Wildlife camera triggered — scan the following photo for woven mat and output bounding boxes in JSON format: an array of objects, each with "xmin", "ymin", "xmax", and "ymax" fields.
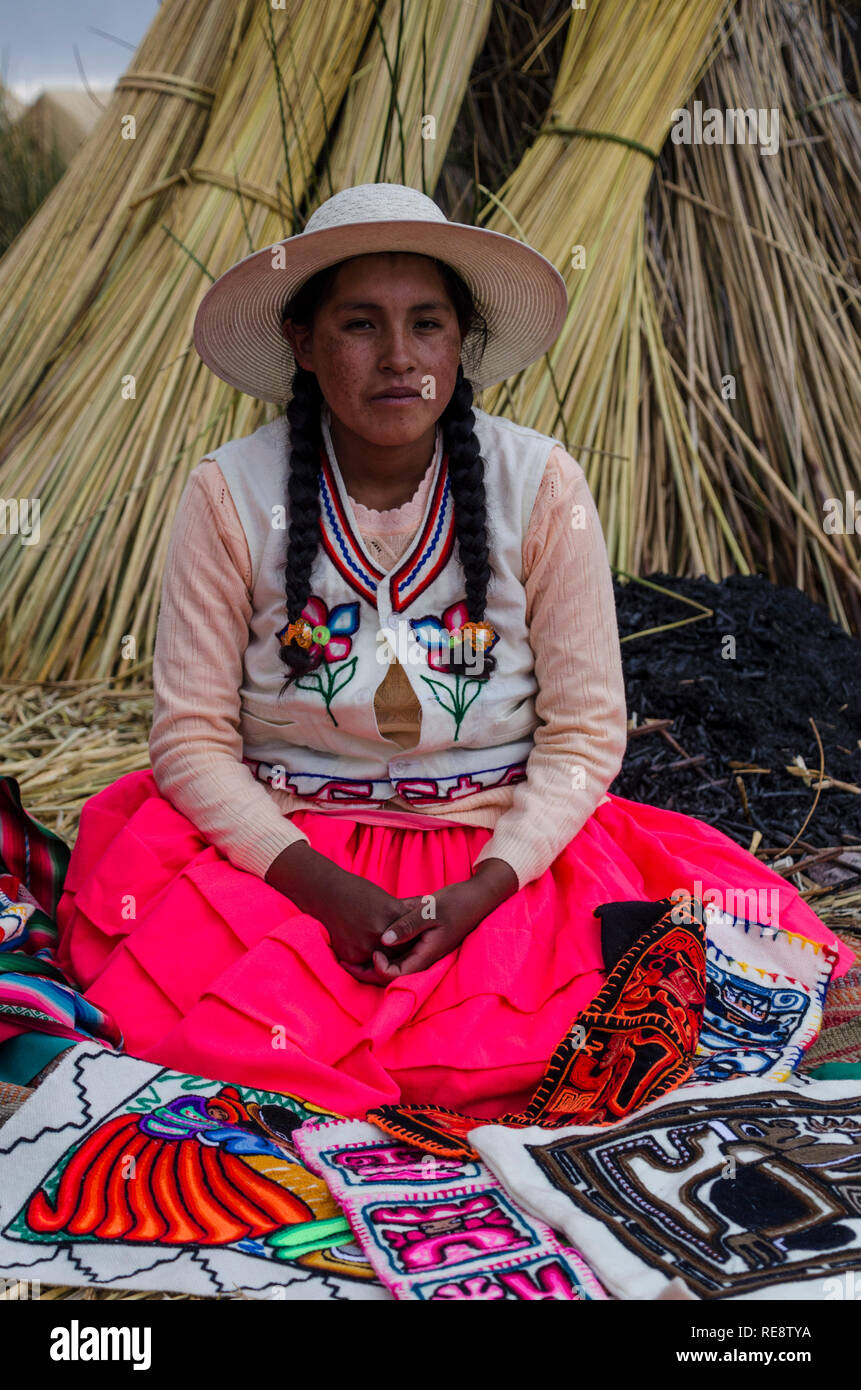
[{"xmin": 799, "ymin": 928, "xmax": 861, "ymax": 1069}]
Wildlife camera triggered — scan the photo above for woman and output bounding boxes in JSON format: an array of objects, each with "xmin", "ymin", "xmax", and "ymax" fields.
[{"xmin": 55, "ymin": 183, "xmax": 853, "ymax": 1120}]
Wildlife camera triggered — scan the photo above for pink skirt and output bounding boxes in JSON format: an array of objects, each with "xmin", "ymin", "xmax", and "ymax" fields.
[{"xmin": 55, "ymin": 769, "xmax": 853, "ymax": 1119}]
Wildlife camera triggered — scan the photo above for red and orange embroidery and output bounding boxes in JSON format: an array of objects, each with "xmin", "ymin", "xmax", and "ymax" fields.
[
  {"xmin": 279, "ymin": 594, "xmax": 498, "ymax": 741},
  {"xmin": 409, "ymin": 599, "xmax": 499, "ymax": 741},
  {"xmin": 277, "ymin": 595, "xmax": 360, "ymax": 727}
]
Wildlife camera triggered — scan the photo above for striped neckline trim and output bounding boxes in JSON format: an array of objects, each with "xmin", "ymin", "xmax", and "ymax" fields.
[{"xmin": 318, "ymin": 443, "xmax": 455, "ymax": 612}]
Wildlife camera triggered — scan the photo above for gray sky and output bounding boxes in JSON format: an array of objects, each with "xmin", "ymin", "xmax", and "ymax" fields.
[{"xmin": 1, "ymin": 0, "xmax": 160, "ymax": 101}]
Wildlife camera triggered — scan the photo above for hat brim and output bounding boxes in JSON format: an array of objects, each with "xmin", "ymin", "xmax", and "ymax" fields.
[{"xmin": 192, "ymin": 219, "xmax": 568, "ymax": 404}]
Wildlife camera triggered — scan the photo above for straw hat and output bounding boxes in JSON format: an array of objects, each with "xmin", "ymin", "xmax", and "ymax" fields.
[{"xmin": 192, "ymin": 182, "xmax": 568, "ymax": 404}]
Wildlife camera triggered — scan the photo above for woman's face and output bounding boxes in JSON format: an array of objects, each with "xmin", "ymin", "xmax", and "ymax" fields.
[{"xmin": 283, "ymin": 253, "xmax": 464, "ymax": 448}]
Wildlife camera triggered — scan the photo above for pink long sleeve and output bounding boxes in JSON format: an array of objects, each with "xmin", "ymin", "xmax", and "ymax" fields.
[
  {"xmin": 148, "ymin": 468, "xmax": 312, "ymax": 879},
  {"xmin": 471, "ymin": 448, "xmax": 629, "ymax": 885}
]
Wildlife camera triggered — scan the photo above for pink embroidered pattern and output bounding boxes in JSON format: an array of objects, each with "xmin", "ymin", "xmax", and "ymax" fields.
[
  {"xmin": 293, "ymin": 1117, "xmax": 606, "ymax": 1301},
  {"xmin": 276, "ymin": 596, "xmax": 360, "ymax": 726},
  {"xmin": 410, "ymin": 599, "xmax": 500, "ymax": 739}
]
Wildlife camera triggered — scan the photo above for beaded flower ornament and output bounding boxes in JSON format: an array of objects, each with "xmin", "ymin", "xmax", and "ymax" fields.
[
  {"xmin": 283, "ymin": 619, "xmax": 314, "ymax": 648},
  {"xmin": 282, "ymin": 617, "xmax": 497, "ymax": 650}
]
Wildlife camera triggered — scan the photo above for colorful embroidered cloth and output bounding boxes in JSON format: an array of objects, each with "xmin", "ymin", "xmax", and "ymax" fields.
[
  {"xmin": 469, "ymin": 1076, "xmax": 861, "ymax": 1300},
  {"xmin": 294, "ymin": 1117, "xmax": 606, "ymax": 1301},
  {"xmin": 691, "ymin": 903, "xmax": 838, "ymax": 1083},
  {"xmin": 0, "ymin": 776, "xmax": 122, "ymax": 1055},
  {"xmin": 0, "ymin": 1042, "xmax": 388, "ymax": 1299},
  {"xmin": 365, "ymin": 892, "xmax": 707, "ymax": 1159},
  {"xmin": 0, "ymin": 776, "xmax": 69, "ymax": 920}
]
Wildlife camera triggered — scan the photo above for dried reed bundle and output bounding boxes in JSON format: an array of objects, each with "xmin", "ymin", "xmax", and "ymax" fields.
[
  {"xmin": 475, "ymin": 0, "xmax": 735, "ymax": 566},
  {"xmin": 477, "ymin": 0, "xmax": 860, "ymax": 634},
  {"xmin": 643, "ymin": 0, "xmax": 861, "ymax": 631},
  {"xmin": 0, "ymin": 0, "xmax": 492, "ymax": 682},
  {"xmin": 326, "ymin": 0, "xmax": 491, "ymax": 191},
  {"xmin": 0, "ymin": 1, "xmax": 378, "ymax": 679},
  {"xmin": 436, "ymin": 0, "xmax": 574, "ymax": 221},
  {"xmin": 0, "ymin": 0, "xmax": 255, "ymax": 432},
  {"xmin": 0, "ymin": 674, "xmax": 151, "ymax": 840}
]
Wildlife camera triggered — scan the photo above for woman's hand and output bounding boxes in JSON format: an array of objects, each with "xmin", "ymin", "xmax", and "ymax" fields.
[
  {"xmin": 267, "ymin": 842, "xmax": 518, "ymax": 986},
  {"xmin": 352, "ymin": 873, "xmax": 509, "ymax": 984},
  {"xmin": 323, "ymin": 874, "xmax": 420, "ymax": 978},
  {"xmin": 265, "ymin": 842, "xmax": 411, "ymax": 977}
]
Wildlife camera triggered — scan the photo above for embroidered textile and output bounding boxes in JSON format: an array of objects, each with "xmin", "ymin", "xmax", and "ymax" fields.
[
  {"xmin": 692, "ymin": 903, "xmax": 838, "ymax": 1083},
  {"xmin": 0, "ymin": 776, "xmax": 122, "ymax": 1053},
  {"xmin": 0, "ymin": 1043, "xmax": 388, "ymax": 1299},
  {"xmin": 365, "ymin": 892, "xmax": 706, "ymax": 1158},
  {"xmin": 0, "ymin": 775, "xmax": 68, "ymax": 920},
  {"xmin": 293, "ymin": 1117, "xmax": 606, "ymax": 1301},
  {"xmin": 470, "ymin": 1077, "xmax": 861, "ymax": 1300}
]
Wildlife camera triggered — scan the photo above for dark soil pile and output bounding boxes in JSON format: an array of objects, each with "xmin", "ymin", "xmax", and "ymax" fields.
[{"xmin": 610, "ymin": 572, "xmax": 861, "ymax": 887}]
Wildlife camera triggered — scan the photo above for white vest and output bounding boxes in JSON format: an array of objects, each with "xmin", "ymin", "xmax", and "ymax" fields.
[{"xmin": 214, "ymin": 404, "xmax": 562, "ymax": 811}]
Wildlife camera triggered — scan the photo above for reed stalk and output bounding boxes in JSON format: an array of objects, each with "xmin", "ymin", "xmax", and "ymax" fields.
[
  {"xmin": 0, "ymin": 0, "xmax": 257, "ymax": 432},
  {"xmin": 0, "ymin": 0, "xmax": 491, "ymax": 680}
]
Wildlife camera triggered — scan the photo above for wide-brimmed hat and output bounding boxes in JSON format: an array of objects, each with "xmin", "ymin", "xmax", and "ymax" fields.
[{"xmin": 192, "ymin": 182, "xmax": 568, "ymax": 404}]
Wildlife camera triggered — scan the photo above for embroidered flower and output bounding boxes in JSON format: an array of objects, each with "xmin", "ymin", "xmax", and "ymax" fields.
[
  {"xmin": 409, "ymin": 599, "xmax": 499, "ymax": 676},
  {"xmin": 277, "ymin": 595, "xmax": 359, "ymax": 667},
  {"xmin": 409, "ymin": 599, "xmax": 499, "ymax": 741},
  {"xmin": 277, "ymin": 595, "xmax": 360, "ymax": 727}
]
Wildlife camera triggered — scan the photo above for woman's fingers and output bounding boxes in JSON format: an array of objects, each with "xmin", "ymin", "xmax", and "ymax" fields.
[
  {"xmin": 371, "ymin": 949, "xmax": 404, "ymax": 982},
  {"xmin": 338, "ymin": 913, "xmax": 461, "ymax": 983},
  {"xmin": 380, "ymin": 904, "xmax": 430, "ymax": 949},
  {"xmin": 339, "ymin": 939, "xmax": 414, "ymax": 984},
  {"xmin": 339, "ymin": 957, "xmax": 386, "ymax": 986},
  {"xmin": 373, "ymin": 933, "xmax": 444, "ymax": 979}
]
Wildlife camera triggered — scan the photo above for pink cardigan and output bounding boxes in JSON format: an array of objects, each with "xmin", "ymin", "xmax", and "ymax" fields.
[{"xmin": 148, "ymin": 442, "xmax": 629, "ymax": 890}]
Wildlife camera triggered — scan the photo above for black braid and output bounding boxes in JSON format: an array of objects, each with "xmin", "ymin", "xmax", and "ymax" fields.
[
  {"xmin": 433, "ymin": 361, "xmax": 497, "ymax": 680},
  {"xmin": 276, "ymin": 257, "xmax": 495, "ymax": 697},
  {"xmin": 277, "ymin": 363, "xmax": 325, "ymax": 694}
]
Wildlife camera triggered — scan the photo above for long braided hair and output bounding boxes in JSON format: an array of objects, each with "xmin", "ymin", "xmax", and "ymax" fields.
[{"xmin": 276, "ymin": 256, "xmax": 497, "ymax": 697}]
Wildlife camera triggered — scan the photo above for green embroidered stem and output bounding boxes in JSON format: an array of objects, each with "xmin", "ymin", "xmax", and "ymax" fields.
[
  {"xmin": 294, "ymin": 670, "xmax": 331, "ymax": 720},
  {"xmin": 420, "ymin": 672, "xmax": 484, "ymax": 740},
  {"xmin": 295, "ymin": 656, "xmax": 357, "ymax": 726}
]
